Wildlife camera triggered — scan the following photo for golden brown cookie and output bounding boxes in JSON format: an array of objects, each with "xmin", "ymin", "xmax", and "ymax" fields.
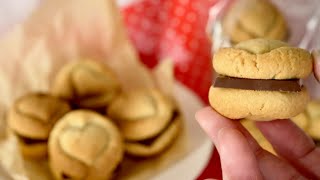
[
  {"xmin": 214, "ymin": 39, "xmax": 312, "ymax": 80},
  {"xmin": 7, "ymin": 93, "xmax": 71, "ymax": 158},
  {"xmin": 222, "ymin": 0, "xmax": 288, "ymax": 43},
  {"xmin": 48, "ymin": 110, "xmax": 123, "ymax": 180},
  {"xmin": 305, "ymin": 101, "xmax": 320, "ymax": 140},
  {"xmin": 209, "ymin": 39, "xmax": 312, "ymax": 121},
  {"xmin": 107, "ymin": 89, "xmax": 181, "ymax": 157},
  {"xmin": 51, "ymin": 60, "xmax": 120, "ymax": 110},
  {"xmin": 107, "ymin": 89, "xmax": 175, "ymax": 141},
  {"xmin": 210, "ymin": 87, "xmax": 309, "ymax": 121}
]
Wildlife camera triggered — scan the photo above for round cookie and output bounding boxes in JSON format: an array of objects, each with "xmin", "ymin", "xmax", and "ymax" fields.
[
  {"xmin": 209, "ymin": 39, "xmax": 312, "ymax": 121},
  {"xmin": 107, "ymin": 88, "xmax": 182, "ymax": 157},
  {"xmin": 107, "ymin": 89, "xmax": 175, "ymax": 141},
  {"xmin": 7, "ymin": 93, "xmax": 71, "ymax": 158},
  {"xmin": 48, "ymin": 110, "xmax": 123, "ymax": 180},
  {"xmin": 51, "ymin": 60, "xmax": 120, "ymax": 110},
  {"xmin": 222, "ymin": 0, "xmax": 288, "ymax": 43}
]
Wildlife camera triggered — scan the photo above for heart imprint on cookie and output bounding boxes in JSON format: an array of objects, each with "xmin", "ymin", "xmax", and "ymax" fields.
[{"xmin": 58, "ymin": 123, "xmax": 110, "ymax": 166}]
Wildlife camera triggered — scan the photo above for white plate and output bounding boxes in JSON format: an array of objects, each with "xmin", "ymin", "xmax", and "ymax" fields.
[{"xmin": 152, "ymin": 82, "xmax": 214, "ymax": 180}]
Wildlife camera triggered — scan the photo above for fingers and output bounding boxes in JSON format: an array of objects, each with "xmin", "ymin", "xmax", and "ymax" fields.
[
  {"xmin": 256, "ymin": 119, "xmax": 320, "ymax": 179},
  {"xmin": 255, "ymin": 150, "xmax": 308, "ymax": 180},
  {"xmin": 195, "ymin": 107, "xmax": 263, "ymax": 180},
  {"xmin": 312, "ymin": 50, "xmax": 320, "ymax": 82},
  {"xmin": 196, "ymin": 107, "xmax": 307, "ymax": 180}
]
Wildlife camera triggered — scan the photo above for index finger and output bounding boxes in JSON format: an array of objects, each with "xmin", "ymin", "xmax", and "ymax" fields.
[
  {"xmin": 195, "ymin": 107, "xmax": 263, "ymax": 180},
  {"xmin": 256, "ymin": 119, "xmax": 320, "ymax": 179}
]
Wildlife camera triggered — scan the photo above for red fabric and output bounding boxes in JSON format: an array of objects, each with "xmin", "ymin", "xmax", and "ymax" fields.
[
  {"xmin": 122, "ymin": 0, "xmax": 216, "ymax": 103},
  {"xmin": 122, "ymin": 0, "xmax": 222, "ymax": 179},
  {"xmin": 197, "ymin": 149, "xmax": 222, "ymax": 180}
]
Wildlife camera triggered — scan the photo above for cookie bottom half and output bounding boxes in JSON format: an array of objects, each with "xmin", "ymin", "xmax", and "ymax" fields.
[
  {"xmin": 209, "ymin": 86, "xmax": 309, "ymax": 121},
  {"xmin": 125, "ymin": 116, "xmax": 182, "ymax": 157}
]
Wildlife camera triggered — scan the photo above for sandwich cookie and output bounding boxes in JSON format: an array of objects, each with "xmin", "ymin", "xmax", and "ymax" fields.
[
  {"xmin": 209, "ymin": 39, "xmax": 312, "ymax": 121},
  {"xmin": 7, "ymin": 93, "xmax": 71, "ymax": 158},
  {"xmin": 222, "ymin": 0, "xmax": 288, "ymax": 44},
  {"xmin": 107, "ymin": 89, "xmax": 182, "ymax": 157},
  {"xmin": 48, "ymin": 110, "xmax": 123, "ymax": 180},
  {"xmin": 52, "ymin": 60, "xmax": 120, "ymax": 111}
]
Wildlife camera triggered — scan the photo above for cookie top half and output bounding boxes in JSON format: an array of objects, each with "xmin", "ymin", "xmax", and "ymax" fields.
[
  {"xmin": 8, "ymin": 93, "xmax": 71, "ymax": 139},
  {"xmin": 213, "ymin": 39, "xmax": 312, "ymax": 79}
]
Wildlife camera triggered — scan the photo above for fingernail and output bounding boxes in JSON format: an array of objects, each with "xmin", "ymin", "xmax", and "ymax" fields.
[{"xmin": 312, "ymin": 50, "xmax": 320, "ymax": 82}]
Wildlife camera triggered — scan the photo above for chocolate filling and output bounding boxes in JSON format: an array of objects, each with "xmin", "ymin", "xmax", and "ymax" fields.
[
  {"xmin": 214, "ymin": 76, "xmax": 301, "ymax": 92},
  {"xmin": 15, "ymin": 133, "xmax": 47, "ymax": 145},
  {"xmin": 127, "ymin": 111, "xmax": 179, "ymax": 146},
  {"xmin": 61, "ymin": 172, "xmax": 71, "ymax": 179}
]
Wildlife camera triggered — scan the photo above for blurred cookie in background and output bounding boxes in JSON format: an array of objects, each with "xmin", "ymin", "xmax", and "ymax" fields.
[
  {"xmin": 7, "ymin": 93, "xmax": 71, "ymax": 158},
  {"xmin": 222, "ymin": 0, "xmax": 288, "ymax": 44},
  {"xmin": 291, "ymin": 100, "xmax": 320, "ymax": 146},
  {"xmin": 291, "ymin": 112, "xmax": 309, "ymax": 131},
  {"xmin": 241, "ymin": 119, "xmax": 276, "ymax": 155},
  {"xmin": 52, "ymin": 60, "xmax": 121, "ymax": 111},
  {"xmin": 107, "ymin": 89, "xmax": 182, "ymax": 157},
  {"xmin": 305, "ymin": 101, "xmax": 320, "ymax": 140}
]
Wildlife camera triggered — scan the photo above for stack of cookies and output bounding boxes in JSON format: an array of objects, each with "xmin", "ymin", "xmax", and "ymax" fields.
[
  {"xmin": 209, "ymin": 38, "xmax": 314, "ymax": 154},
  {"xmin": 7, "ymin": 60, "xmax": 182, "ymax": 180}
]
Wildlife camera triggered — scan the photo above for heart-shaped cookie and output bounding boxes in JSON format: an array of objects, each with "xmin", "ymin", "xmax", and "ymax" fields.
[{"xmin": 59, "ymin": 123, "xmax": 109, "ymax": 166}]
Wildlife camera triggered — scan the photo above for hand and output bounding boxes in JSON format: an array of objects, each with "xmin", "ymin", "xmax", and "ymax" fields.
[
  {"xmin": 196, "ymin": 107, "xmax": 320, "ymax": 180},
  {"xmin": 195, "ymin": 52, "xmax": 320, "ymax": 180}
]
